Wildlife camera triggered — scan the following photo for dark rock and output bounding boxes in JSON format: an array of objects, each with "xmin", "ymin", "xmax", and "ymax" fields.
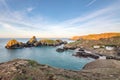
[
  {"xmin": 56, "ymin": 48, "xmax": 65, "ymax": 52},
  {"xmin": 78, "ymin": 48, "xmax": 85, "ymax": 52},
  {"xmin": 73, "ymin": 51, "xmax": 99, "ymax": 59},
  {"xmin": 106, "ymin": 56, "xmax": 120, "ymax": 60},
  {"xmin": 106, "ymin": 56, "xmax": 115, "ymax": 59}
]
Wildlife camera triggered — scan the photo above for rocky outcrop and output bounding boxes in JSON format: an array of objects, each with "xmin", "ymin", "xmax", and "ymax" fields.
[
  {"xmin": 73, "ymin": 52, "xmax": 99, "ymax": 59},
  {"xmin": 5, "ymin": 37, "xmax": 67, "ymax": 48},
  {"xmin": 83, "ymin": 59, "xmax": 120, "ymax": 69},
  {"xmin": 73, "ymin": 48, "xmax": 99, "ymax": 59},
  {"xmin": 5, "ymin": 39, "xmax": 24, "ymax": 49},
  {"xmin": 63, "ymin": 45, "xmax": 77, "ymax": 50},
  {"xmin": 35, "ymin": 39, "xmax": 66, "ymax": 46},
  {"xmin": 26, "ymin": 36, "xmax": 37, "ymax": 47}
]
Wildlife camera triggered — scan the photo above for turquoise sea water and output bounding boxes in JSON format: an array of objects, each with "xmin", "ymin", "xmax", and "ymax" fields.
[{"xmin": 0, "ymin": 38, "xmax": 94, "ymax": 70}]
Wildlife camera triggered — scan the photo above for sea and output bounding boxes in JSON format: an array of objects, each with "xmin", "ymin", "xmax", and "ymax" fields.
[{"xmin": 0, "ymin": 38, "xmax": 94, "ymax": 70}]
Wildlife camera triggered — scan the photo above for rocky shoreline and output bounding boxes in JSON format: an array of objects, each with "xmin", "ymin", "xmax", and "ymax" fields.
[
  {"xmin": 0, "ymin": 59, "xmax": 120, "ymax": 80},
  {"xmin": 56, "ymin": 36, "xmax": 120, "ymax": 60}
]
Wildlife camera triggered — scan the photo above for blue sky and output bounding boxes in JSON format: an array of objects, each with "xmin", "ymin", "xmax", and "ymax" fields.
[{"xmin": 0, "ymin": 0, "xmax": 120, "ymax": 38}]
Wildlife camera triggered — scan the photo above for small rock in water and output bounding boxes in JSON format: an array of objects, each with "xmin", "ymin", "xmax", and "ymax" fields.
[{"xmin": 56, "ymin": 48, "xmax": 65, "ymax": 52}]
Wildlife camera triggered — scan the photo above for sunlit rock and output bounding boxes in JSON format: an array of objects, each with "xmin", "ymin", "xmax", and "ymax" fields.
[
  {"xmin": 26, "ymin": 36, "xmax": 37, "ymax": 47},
  {"xmin": 5, "ymin": 39, "xmax": 24, "ymax": 49}
]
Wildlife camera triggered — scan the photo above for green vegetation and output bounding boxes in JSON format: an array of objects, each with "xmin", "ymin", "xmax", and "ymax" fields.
[
  {"xmin": 40, "ymin": 39, "xmax": 58, "ymax": 44},
  {"xmin": 28, "ymin": 60, "xmax": 38, "ymax": 67},
  {"xmin": 65, "ymin": 36, "xmax": 120, "ymax": 48},
  {"xmin": 13, "ymin": 74, "xmax": 33, "ymax": 80}
]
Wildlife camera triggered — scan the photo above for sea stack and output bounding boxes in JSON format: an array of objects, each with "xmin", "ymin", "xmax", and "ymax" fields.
[
  {"xmin": 26, "ymin": 36, "xmax": 37, "ymax": 47},
  {"xmin": 5, "ymin": 39, "xmax": 24, "ymax": 49}
]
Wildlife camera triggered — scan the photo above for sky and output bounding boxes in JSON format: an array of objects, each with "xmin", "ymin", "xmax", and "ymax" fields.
[{"xmin": 0, "ymin": 0, "xmax": 120, "ymax": 38}]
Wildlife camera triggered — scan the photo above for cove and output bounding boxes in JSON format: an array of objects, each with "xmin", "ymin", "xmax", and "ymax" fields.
[{"xmin": 0, "ymin": 38, "xmax": 94, "ymax": 70}]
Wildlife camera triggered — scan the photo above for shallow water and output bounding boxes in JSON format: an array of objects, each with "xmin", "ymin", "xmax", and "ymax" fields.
[{"xmin": 0, "ymin": 38, "xmax": 94, "ymax": 70}]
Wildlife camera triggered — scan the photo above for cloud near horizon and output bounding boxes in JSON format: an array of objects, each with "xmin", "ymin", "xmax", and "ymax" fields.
[{"xmin": 0, "ymin": 0, "xmax": 120, "ymax": 38}]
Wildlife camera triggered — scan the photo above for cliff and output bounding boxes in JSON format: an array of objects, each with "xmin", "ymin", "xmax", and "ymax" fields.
[{"xmin": 71, "ymin": 32, "xmax": 120, "ymax": 40}]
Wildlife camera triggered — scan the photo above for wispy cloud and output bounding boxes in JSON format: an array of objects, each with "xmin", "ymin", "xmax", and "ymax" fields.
[
  {"xmin": 27, "ymin": 7, "xmax": 34, "ymax": 12},
  {"xmin": 0, "ymin": 0, "xmax": 120, "ymax": 38},
  {"xmin": 86, "ymin": 0, "xmax": 96, "ymax": 7}
]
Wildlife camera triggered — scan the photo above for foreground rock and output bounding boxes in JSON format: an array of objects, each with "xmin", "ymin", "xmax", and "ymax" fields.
[
  {"xmin": 0, "ymin": 59, "xmax": 120, "ymax": 80},
  {"xmin": 0, "ymin": 59, "xmax": 82, "ymax": 80},
  {"xmin": 5, "ymin": 39, "xmax": 25, "ymax": 49},
  {"xmin": 80, "ymin": 59, "xmax": 120, "ymax": 80}
]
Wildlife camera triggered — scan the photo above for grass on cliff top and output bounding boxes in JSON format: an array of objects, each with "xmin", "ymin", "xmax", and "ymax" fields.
[
  {"xmin": 67, "ymin": 36, "xmax": 120, "ymax": 47},
  {"xmin": 28, "ymin": 60, "xmax": 38, "ymax": 67},
  {"xmin": 68, "ymin": 41, "xmax": 81, "ymax": 45},
  {"xmin": 40, "ymin": 39, "xmax": 58, "ymax": 44}
]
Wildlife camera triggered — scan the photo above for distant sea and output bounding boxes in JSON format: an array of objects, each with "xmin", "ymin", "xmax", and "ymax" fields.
[{"xmin": 0, "ymin": 38, "xmax": 94, "ymax": 70}]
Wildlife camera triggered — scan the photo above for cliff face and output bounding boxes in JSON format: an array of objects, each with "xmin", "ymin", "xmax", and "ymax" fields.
[
  {"xmin": 71, "ymin": 33, "xmax": 120, "ymax": 40},
  {"xmin": 0, "ymin": 59, "xmax": 120, "ymax": 80}
]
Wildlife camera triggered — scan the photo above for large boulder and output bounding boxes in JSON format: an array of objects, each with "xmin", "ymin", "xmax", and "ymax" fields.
[
  {"xmin": 5, "ymin": 39, "xmax": 24, "ymax": 49},
  {"xmin": 26, "ymin": 36, "xmax": 37, "ymax": 47},
  {"xmin": 83, "ymin": 59, "xmax": 120, "ymax": 70}
]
